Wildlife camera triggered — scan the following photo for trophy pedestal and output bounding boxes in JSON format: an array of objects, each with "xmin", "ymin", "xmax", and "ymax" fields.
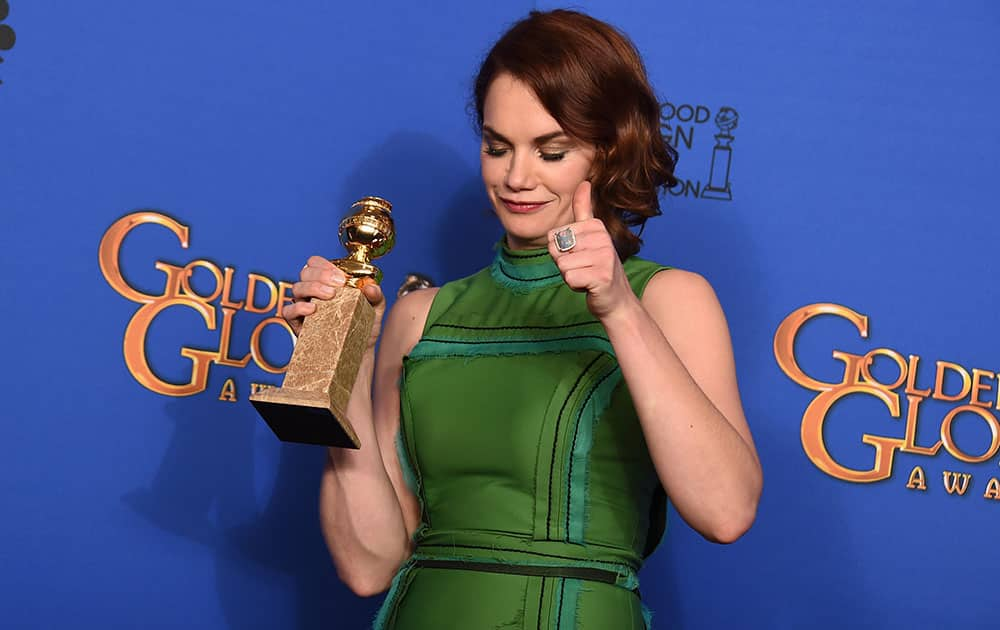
[
  {"xmin": 250, "ymin": 287, "xmax": 372, "ymax": 448},
  {"xmin": 251, "ymin": 390, "xmax": 358, "ymax": 447},
  {"xmin": 701, "ymin": 139, "xmax": 733, "ymax": 201}
]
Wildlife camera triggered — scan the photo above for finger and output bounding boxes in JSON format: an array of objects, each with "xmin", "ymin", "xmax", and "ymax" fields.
[
  {"xmin": 301, "ymin": 256, "xmax": 343, "ymax": 284},
  {"xmin": 561, "ymin": 268, "xmax": 591, "ymax": 293},
  {"xmin": 282, "ymin": 300, "xmax": 316, "ymax": 321},
  {"xmin": 302, "ymin": 256, "xmax": 333, "ymax": 279},
  {"xmin": 553, "ymin": 243, "xmax": 617, "ymax": 279},
  {"xmin": 547, "ymin": 225, "xmax": 605, "ymax": 260},
  {"xmin": 548, "ymin": 223, "xmax": 581, "ymax": 257},
  {"xmin": 293, "ymin": 280, "xmax": 338, "ymax": 300},
  {"xmin": 356, "ymin": 278, "xmax": 386, "ymax": 309},
  {"xmin": 554, "ymin": 249, "xmax": 598, "ymax": 273},
  {"xmin": 306, "ymin": 255, "xmax": 336, "ymax": 270},
  {"xmin": 547, "ymin": 227, "xmax": 571, "ymax": 261},
  {"xmin": 572, "ymin": 180, "xmax": 594, "ymax": 222},
  {"xmin": 301, "ymin": 265, "xmax": 347, "ymax": 286}
]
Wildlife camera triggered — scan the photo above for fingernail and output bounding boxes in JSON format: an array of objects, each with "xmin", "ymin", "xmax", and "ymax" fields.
[
  {"xmin": 320, "ymin": 285, "xmax": 335, "ymax": 296},
  {"xmin": 330, "ymin": 269, "xmax": 347, "ymax": 285}
]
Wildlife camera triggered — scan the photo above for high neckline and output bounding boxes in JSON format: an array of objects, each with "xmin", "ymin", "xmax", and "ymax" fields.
[{"xmin": 489, "ymin": 240, "xmax": 564, "ymax": 291}]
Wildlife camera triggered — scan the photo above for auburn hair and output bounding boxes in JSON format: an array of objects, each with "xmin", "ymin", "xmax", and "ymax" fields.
[{"xmin": 474, "ymin": 9, "xmax": 678, "ymax": 259}]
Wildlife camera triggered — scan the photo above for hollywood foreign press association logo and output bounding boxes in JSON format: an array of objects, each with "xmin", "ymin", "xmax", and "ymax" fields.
[
  {"xmin": 0, "ymin": 0, "xmax": 15, "ymax": 86},
  {"xmin": 660, "ymin": 101, "xmax": 739, "ymax": 201}
]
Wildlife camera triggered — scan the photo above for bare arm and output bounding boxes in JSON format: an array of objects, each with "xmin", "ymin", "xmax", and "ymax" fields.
[
  {"xmin": 548, "ymin": 182, "xmax": 761, "ymax": 543},
  {"xmin": 602, "ymin": 270, "xmax": 761, "ymax": 543},
  {"xmin": 284, "ymin": 258, "xmax": 435, "ymax": 595}
]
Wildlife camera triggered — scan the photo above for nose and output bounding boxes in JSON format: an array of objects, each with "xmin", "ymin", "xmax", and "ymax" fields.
[{"xmin": 504, "ymin": 150, "xmax": 536, "ymax": 191}]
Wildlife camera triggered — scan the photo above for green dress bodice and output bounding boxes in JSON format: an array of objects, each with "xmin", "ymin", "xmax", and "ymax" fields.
[{"xmin": 375, "ymin": 244, "xmax": 669, "ymax": 630}]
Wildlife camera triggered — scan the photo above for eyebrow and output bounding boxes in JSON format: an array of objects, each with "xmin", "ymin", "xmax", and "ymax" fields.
[{"xmin": 482, "ymin": 125, "xmax": 569, "ymax": 145}]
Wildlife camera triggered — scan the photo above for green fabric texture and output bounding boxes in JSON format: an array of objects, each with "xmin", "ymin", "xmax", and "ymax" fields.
[{"xmin": 375, "ymin": 243, "xmax": 669, "ymax": 629}]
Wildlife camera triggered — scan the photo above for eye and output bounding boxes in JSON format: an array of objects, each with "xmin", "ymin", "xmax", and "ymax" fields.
[
  {"xmin": 540, "ymin": 151, "xmax": 568, "ymax": 162},
  {"xmin": 483, "ymin": 145, "xmax": 508, "ymax": 157}
]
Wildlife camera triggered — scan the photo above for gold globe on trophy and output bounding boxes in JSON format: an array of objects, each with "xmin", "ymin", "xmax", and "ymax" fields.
[{"xmin": 250, "ymin": 196, "xmax": 395, "ymax": 448}]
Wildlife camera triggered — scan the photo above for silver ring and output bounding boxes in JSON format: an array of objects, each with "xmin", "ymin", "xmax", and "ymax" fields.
[{"xmin": 554, "ymin": 227, "xmax": 576, "ymax": 252}]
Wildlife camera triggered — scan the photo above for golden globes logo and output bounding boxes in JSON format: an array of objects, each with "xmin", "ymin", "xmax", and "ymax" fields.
[
  {"xmin": 659, "ymin": 101, "xmax": 738, "ymax": 201},
  {"xmin": 775, "ymin": 303, "xmax": 1000, "ymax": 501},
  {"xmin": 98, "ymin": 212, "xmax": 293, "ymax": 401}
]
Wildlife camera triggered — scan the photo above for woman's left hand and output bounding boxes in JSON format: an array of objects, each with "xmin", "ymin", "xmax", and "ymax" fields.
[{"xmin": 548, "ymin": 181, "xmax": 637, "ymax": 320}]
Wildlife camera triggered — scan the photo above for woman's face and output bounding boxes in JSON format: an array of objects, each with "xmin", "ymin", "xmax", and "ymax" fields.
[{"xmin": 480, "ymin": 73, "xmax": 596, "ymax": 250}]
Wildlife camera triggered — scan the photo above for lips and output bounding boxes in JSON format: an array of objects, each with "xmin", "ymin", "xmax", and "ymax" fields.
[{"xmin": 500, "ymin": 198, "xmax": 550, "ymax": 214}]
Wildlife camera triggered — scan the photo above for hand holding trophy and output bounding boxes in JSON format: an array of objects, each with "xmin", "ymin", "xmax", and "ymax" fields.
[{"xmin": 250, "ymin": 196, "xmax": 395, "ymax": 448}]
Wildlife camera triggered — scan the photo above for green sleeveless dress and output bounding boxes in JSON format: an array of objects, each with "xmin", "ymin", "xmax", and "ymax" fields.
[{"xmin": 374, "ymin": 243, "xmax": 669, "ymax": 630}]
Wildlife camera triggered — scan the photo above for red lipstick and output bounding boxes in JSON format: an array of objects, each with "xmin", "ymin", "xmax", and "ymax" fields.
[{"xmin": 501, "ymin": 198, "xmax": 550, "ymax": 214}]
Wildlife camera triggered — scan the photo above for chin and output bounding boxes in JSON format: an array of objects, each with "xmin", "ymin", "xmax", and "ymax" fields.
[
  {"xmin": 499, "ymin": 214, "xmax": 563, "ymax": 246},
  {"xmin": 503, "ymin": 230, "xmax": 550, "ymax": 250}
]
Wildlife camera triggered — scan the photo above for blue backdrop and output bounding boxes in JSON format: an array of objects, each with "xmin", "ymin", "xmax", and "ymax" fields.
[{"xmin": 3, "ymin": 1, "xmax": 998, "ymax": 628}]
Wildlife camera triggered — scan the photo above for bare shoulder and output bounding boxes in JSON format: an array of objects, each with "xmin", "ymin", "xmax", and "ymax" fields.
[
  {"xmin": 381, "ymin": 287, "xmax": 440, "ymax": 357},
  {"xmin": 641, "ymin": 268, "xmax": 722, "ymax": 320},
  {"xmin": 639, "ymin": 269, "xmax": 732, "ymax": 359},
  {"xmin": 389, "ymin": 286, "xmax": 439, "ymax": 323}
]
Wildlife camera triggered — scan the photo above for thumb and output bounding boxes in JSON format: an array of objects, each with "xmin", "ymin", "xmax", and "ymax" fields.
[
  {"xmin": 357, "ymin": 278, "xmax": 385, "ymax": 310},
  {"xmin": 572, "ymin": 180, "xmax": 594, "ymax": 222}
]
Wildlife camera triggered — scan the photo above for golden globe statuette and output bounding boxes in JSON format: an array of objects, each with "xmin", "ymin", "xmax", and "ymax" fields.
[{"xmin": 250, "ymin": 196, "xmax": 395, "ymax": 448}]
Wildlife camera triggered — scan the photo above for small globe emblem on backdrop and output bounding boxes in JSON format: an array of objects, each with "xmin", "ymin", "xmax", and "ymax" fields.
[{"xmin": 715, "ymin": 107, "xmax": 739, "ymax": 133}]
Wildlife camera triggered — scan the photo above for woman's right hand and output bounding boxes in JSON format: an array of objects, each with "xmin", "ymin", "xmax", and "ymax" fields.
[{"xmin": 281, "ymin": 256, "xmax": 387, "ymax": 348}]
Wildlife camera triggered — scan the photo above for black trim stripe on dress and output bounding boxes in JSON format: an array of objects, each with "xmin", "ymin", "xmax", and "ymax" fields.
[
  {"xmin": 502, "ymin": 250, "xmax": 551, "ymax": 260},
  {"xmin": 420, "ymin": 334, "xmax": 609, "ymax": 346},
  {"xmin": 556, "ymin": 578, "xmax": 566, "ymax": 630},
  {"xmin": 412, "ymin": 558, "xmax": 618, "ymax": 585},
  {"xmin": 430, "ymin": 321, "xmax": 598, "ymax": 332},
  {"xmin": 565, "ymin": 366, "xmax": 620, "ymax": 539},
  {"xmin": 537, "ymin": 577, "xmax": 547, "ymax": 630},
  {"xmin": 546, "ymin": 353, "xmax": 604, "ymax": 539},
  {"xmin": 496, "ymin": 264, "xmax": 562, "ymax": 282},
  {"xmin": 417, "ymin": 542, "xmax": 636, "ymax": 570}
]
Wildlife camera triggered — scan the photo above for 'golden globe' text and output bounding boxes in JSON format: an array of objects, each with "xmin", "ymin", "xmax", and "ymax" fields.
[
  {"xmin": 99, "ymin": 212, "xmax": 293, "ymax": 396},
  {"xmin": 775, "ymin": 304, "xmax": 1000, "ymax": 489}
]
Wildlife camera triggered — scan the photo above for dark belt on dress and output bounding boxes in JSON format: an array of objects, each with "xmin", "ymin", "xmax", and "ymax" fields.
[{"xmin": 412, "ymin": 558, "xmax": 623, "ymax": 587}]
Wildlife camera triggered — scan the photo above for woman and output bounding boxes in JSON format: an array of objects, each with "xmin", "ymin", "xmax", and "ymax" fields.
[{"xmin": 284, "ymin": 9, "xmax": 761, "ymax": 629}]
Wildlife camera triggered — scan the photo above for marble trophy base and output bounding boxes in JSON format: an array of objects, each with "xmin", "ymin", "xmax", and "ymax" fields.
[{"xmin": 250, "ymin": 287, "xmax": 372, "ymax": 448}]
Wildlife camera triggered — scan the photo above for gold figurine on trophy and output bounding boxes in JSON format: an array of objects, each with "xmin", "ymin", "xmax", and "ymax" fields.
[{"xmin": 250, "ymin": 196, "xmax": 395, "ymax": 448}]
